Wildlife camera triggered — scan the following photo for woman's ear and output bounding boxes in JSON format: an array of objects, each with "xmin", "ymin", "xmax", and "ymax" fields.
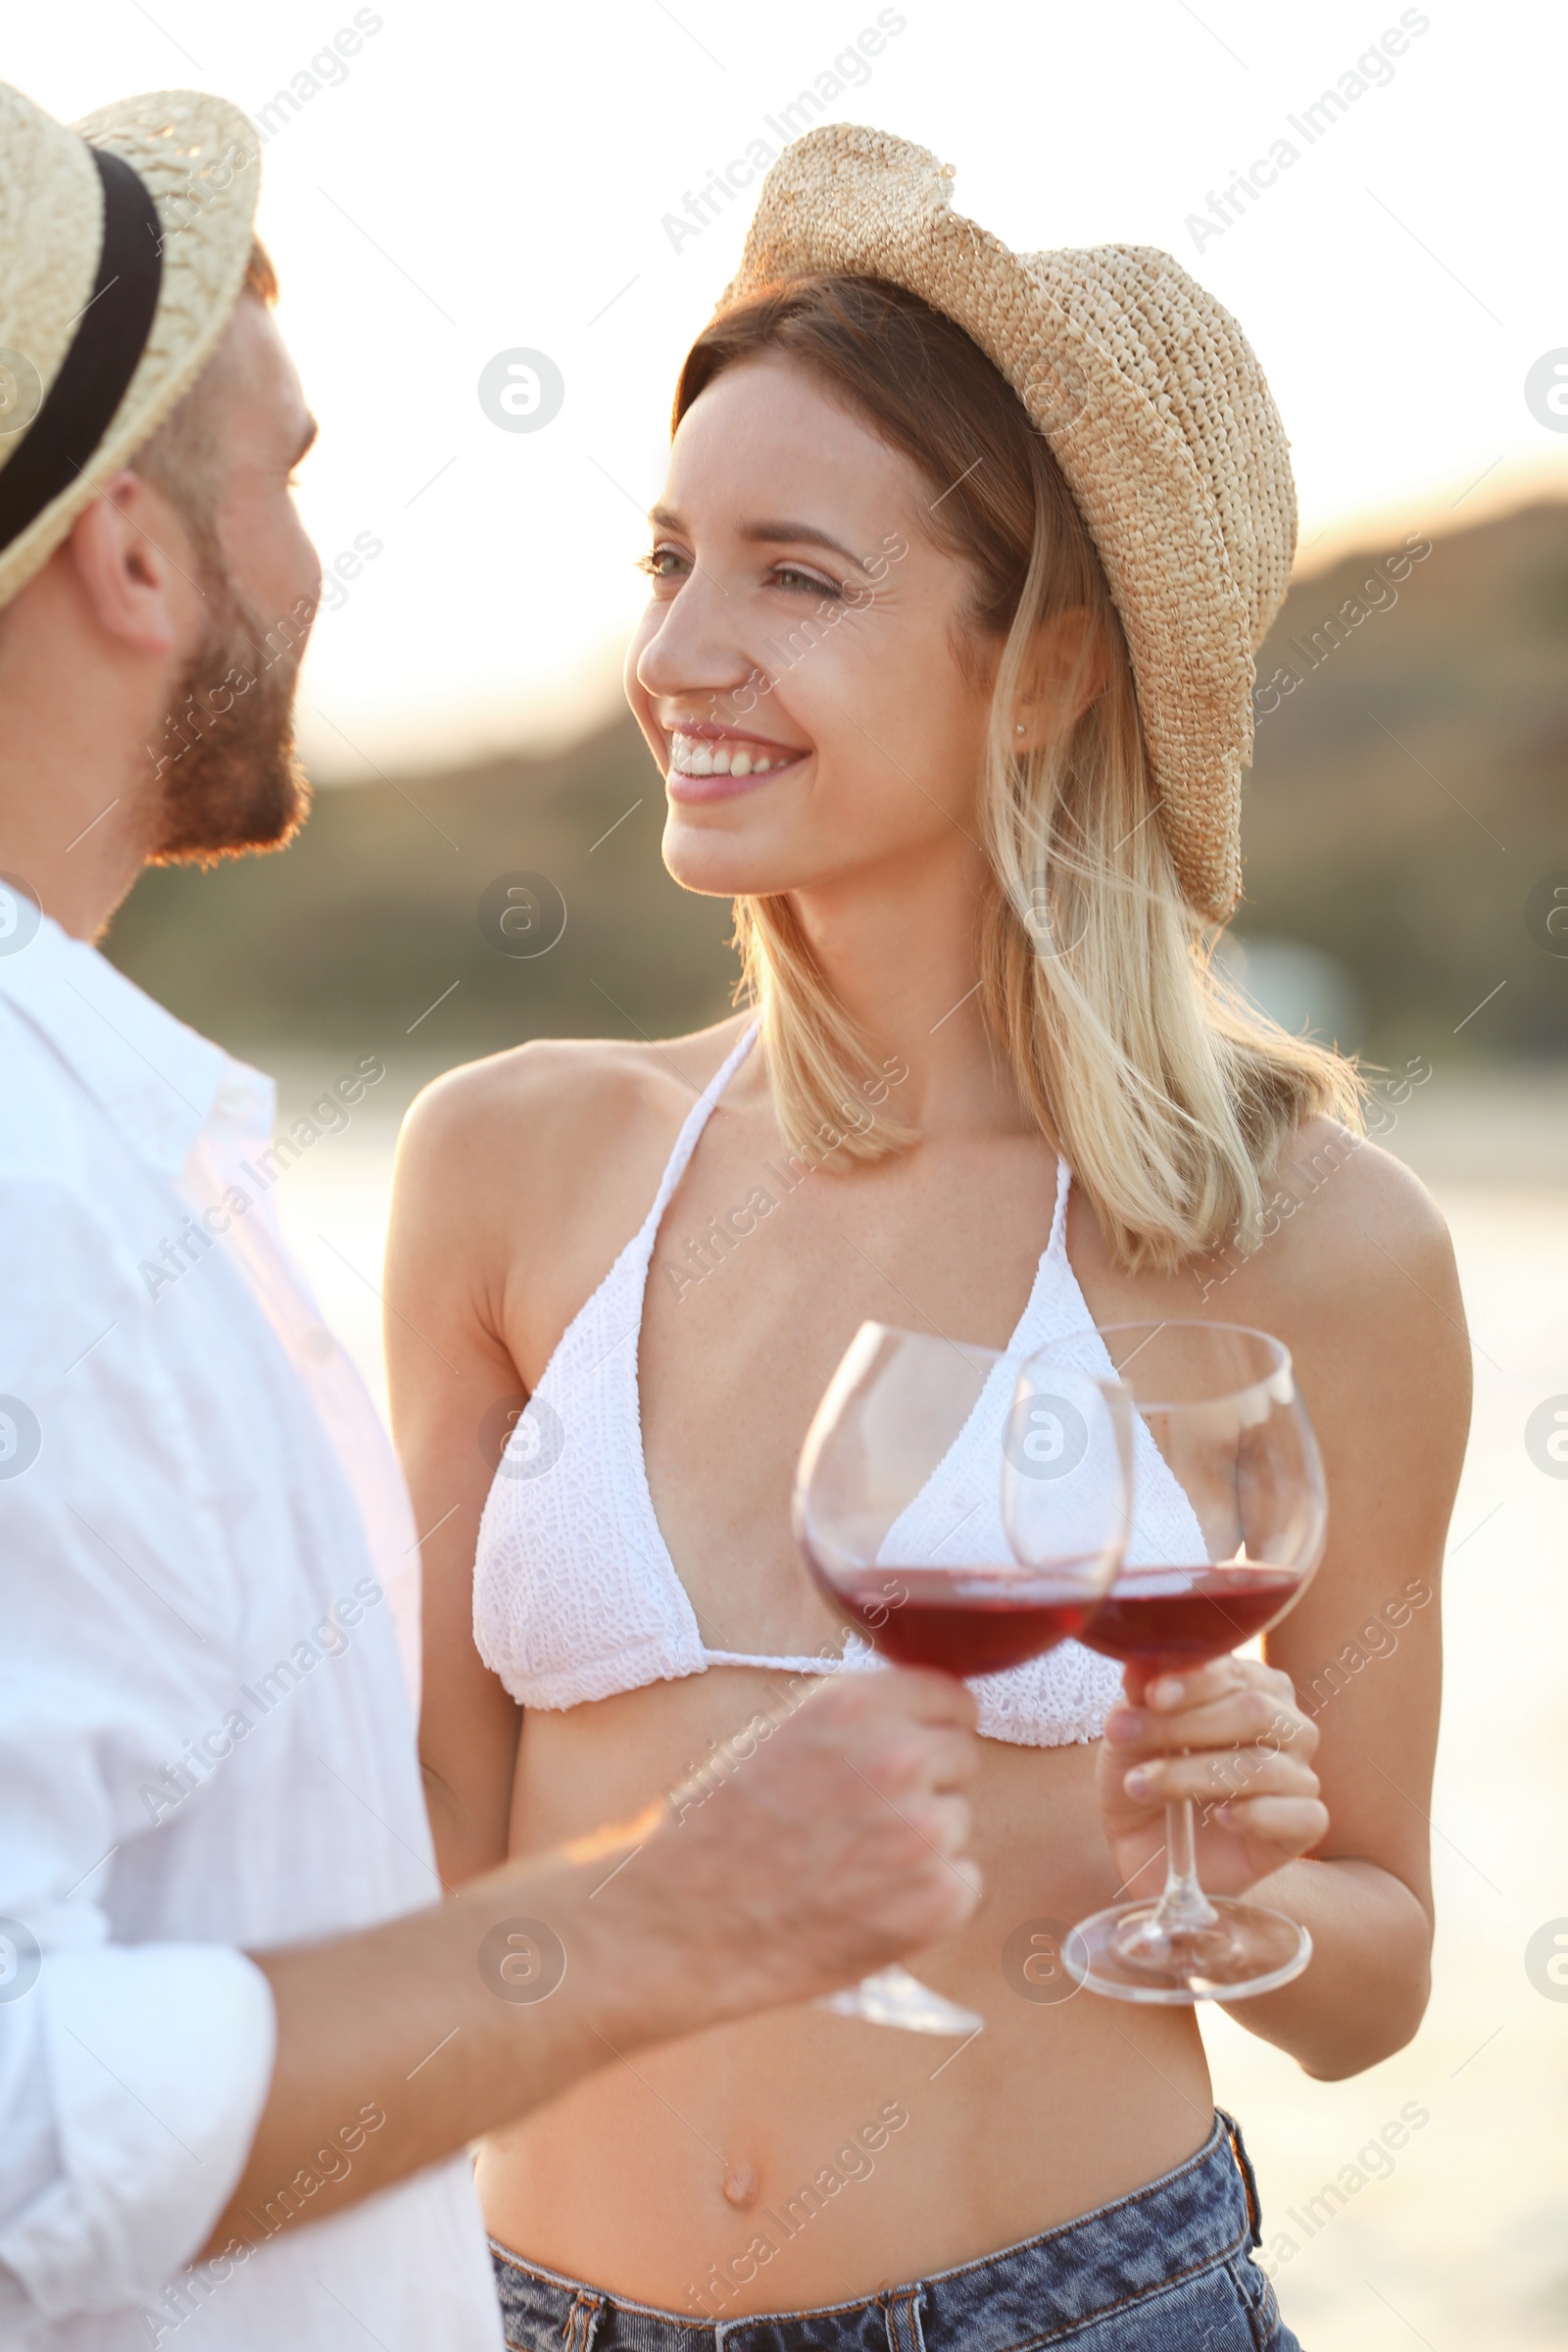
[{"xmin": 1009, "ymin": 607, "xmax": 1109, "ymax": 749}]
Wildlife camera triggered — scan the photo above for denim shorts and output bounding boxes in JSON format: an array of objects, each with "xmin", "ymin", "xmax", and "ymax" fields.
[{"xmin": 490, "ymin": 2107, "xmax": 1299, "ymax": 2350}]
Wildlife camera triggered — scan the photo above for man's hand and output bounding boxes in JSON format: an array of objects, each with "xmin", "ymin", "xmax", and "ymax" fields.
[{"xmin": 570, "ymin": 1667, "xmax": 982, "ymax": 2042}]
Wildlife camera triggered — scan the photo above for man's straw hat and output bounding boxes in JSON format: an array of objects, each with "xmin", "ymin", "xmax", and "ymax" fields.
[
  {"xmin": 718, "ymin": 124, "xmax": 1298, "ymax": 922},
  {"xmin": 0, "ymin": 83, "xmax": 261, "ymax": 613}
]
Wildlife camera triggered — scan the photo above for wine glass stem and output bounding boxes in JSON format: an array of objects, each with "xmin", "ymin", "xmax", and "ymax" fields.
[{"xmin": 1151, "ymin": 1787, "xmax": 1219, "ymax": 1936}]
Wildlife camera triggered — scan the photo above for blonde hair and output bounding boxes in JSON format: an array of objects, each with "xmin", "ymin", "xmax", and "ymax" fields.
[{"xmin": 678, "ymin": 277, "xmax": 1362, "ymax": 1273}]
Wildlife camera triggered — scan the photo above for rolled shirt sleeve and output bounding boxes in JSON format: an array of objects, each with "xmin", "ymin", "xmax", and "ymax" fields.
[{"xmin": 0, "ymin": 1943, "xmax": 275, "ymax": 2320}]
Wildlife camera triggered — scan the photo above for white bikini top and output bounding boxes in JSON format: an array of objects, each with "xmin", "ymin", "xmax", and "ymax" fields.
[{"xmin": 472, "ymin": 1022, "xmax": 1202, "ymax": 1747}]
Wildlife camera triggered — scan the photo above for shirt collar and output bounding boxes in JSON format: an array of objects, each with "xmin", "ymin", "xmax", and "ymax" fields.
[{"xmin": 0, "ymin": 911, "xmax": 272, "ymax": 1178}]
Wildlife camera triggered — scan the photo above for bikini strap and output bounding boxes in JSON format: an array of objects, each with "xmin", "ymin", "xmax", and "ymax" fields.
[
  {"xmin": 1046, "ymin": 1152, "xmax": 1072, "ymax": 1258},
  {"xmin": 634, "ymin": 1019, "xmax": 761, "ymax": 1251}
]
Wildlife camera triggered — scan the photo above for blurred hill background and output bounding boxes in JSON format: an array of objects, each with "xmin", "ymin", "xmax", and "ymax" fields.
[{"xmin": 104, "ymin": 499, "xmax": 1568, "ymax": 1075}]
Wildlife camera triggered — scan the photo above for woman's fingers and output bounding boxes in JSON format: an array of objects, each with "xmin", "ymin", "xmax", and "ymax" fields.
[
  {"xmin": 1123, "ymin": 1745, "xmax": 1317, "ymax": 1808},
  {"xmin": 1122, "ymin": 1656, "xmax": 1234, "ymax": 1711},
  {"xmin": 1105, "ymin": 1660, "xmax": 1314, "ymax": 1766},
  {"xmin": 1130, "ymin": 1656, "xmax": 1295, "ymax": 1715},
  {"xmin": 1108, "ymin": 1691, "xmax": 1312, "ymax": 1765},
  {"xmin": 1097, "ymin": 1655, "xmax": 1333, "ymax": 1890},
  {"xmin": 1212, "ymin": 1794, "xmax": 1331, "ymax": 1855}
]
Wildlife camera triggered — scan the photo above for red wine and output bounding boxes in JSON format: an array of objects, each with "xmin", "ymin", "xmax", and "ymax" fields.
[
  {"xmin": 1080, "ymin": 1565, "xmax": 1302, "ymax": 1672},
  {"xmin": 820, "ymin": 1560, "xmax": 1099, "ymax": 1678}
]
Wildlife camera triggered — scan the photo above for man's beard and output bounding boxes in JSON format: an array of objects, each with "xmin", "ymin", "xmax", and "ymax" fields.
[{"xmin": 152, "ymin": 565, "xmax": 313, "ymax": 862}]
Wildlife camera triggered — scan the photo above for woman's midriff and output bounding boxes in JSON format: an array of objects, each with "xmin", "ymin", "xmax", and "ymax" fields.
[{"xmin": 476, "ymin": 1668, "xmax": 1214, "ymax": 2314}]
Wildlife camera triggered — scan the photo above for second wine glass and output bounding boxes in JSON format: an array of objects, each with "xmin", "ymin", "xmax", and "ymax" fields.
[{"xmin": 1006, "ymin": 1322, "xmax": 1327, "ymax": 2003}]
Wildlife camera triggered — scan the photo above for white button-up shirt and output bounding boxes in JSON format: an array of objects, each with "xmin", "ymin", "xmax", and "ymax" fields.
[{"xmin": 0, "ymin": 914, "xmax": 503, "ymax": 2350}]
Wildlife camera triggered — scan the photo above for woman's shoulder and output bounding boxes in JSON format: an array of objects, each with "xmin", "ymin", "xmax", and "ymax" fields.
[
  {"xmin": 1241, "ymin": 1112, "xmax": 1467, "ymax": 1403},
  {"xmin": 392, "ymin": 1012, "xmax": 756, "ymax": 1243},
  {"xmin": 1259, "ymin": 1113, "xmax": 1453, "ymax": 1281}
]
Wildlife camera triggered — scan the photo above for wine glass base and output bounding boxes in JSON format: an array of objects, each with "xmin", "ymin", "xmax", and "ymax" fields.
[
  {"xmin": 1063, "ymin": 1898, "xmax": 1312, "ymax": 2005},
  {"xmin": 814, "ymin": 1964, "xmax": 984, "ymax": 2036}
]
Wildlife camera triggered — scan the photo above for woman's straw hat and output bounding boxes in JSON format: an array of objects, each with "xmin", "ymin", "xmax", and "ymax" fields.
[
  {"xmin": 718, "ymin": 124, "xmax": 1298, "ymax": 922},
  {"xmin": 0, "ymin": 83, "xmax": 261, "ymax": 612}
]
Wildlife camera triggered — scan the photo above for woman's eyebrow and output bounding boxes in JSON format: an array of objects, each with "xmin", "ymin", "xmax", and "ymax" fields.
[
  {"xmin": 737, "ymin": 519, "xmax": 863, "ymax": 567},
  {"xmin": 646, "ymin": 506, "xmax": 867, "ymax": 570}
]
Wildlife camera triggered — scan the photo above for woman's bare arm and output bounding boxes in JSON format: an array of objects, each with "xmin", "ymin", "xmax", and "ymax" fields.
[
  {"xmin": 1236, "ymin": 1129, "xmax": 1462, "ymax": 2070},
  {"xmin": 384, "ymin": 1055, "xmax": 535, "ymax": 1883},
  {"xmin": 1097, "ymin": 1130, "xmax": 1466, "ymax": 2076}
]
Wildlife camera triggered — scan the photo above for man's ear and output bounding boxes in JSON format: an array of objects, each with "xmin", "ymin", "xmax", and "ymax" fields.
[
  {"xmin": 65, "ymin": 470, "xmax": 202, "ymax": 657},
  {"xmin": 1010, "ymin": 607, "xmax": 1109, "ymax": 750}
]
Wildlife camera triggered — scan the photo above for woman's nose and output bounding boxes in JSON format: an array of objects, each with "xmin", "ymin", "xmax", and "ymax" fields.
[{"xmin": 635, "ymin": 570, "xmax": 756, "ymax": 704}]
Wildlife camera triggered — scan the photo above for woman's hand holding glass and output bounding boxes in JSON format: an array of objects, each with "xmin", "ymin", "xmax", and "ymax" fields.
[{"xmin": 1098, "ymin": 1655, "xmax": 1327, "ymax": 1903}]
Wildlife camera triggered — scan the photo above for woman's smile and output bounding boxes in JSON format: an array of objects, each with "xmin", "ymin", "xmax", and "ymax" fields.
[{"xmin": 664, "ymin": 721, "xmax": 808, "ymax": 800}]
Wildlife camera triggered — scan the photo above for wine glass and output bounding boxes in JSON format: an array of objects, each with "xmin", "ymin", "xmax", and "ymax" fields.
[
  {"xmin": 794, "ymin": 1320, "xmax": 1132, "ymax": 2034},
  {"xmin": 1006, "ymin": 1322, "xmax": 1327, "ymax": 2003}
]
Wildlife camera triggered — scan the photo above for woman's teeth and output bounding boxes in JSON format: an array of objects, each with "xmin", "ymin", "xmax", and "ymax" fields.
[{"xmin": 668, "ymin": 731, "xmax": 790, "ymax": 778}]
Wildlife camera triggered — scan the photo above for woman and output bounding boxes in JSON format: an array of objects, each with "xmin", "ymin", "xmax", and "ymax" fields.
[{"xmin": 386, "ymin": 126, "xmax": 1467, "ymax": 2349}]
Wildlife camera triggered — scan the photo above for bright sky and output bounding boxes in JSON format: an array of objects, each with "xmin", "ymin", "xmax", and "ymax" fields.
[{"xmin": 10, "ymin": 0, "xmax": 1566, "ymax": 778}]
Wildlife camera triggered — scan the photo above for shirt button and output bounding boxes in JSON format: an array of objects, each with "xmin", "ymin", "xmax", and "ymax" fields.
[
  {"xmin": 300, "ymin": 1326, "xmax": 336, "ymax": 1362},
  {"xmin": 215, "ymin": 1080, "xmax": 254, "ymax": 1122}
]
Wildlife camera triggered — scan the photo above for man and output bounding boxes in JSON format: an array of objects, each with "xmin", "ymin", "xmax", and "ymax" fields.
[{"xmin": 0, "ymin": 82, "xmax": 980, "ymax": 2349}]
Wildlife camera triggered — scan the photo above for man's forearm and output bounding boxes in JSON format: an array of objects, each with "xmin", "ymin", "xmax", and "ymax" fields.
[{"xmin": 200, "ymin": 1819, "xmax": 672, "ymax": 2257}]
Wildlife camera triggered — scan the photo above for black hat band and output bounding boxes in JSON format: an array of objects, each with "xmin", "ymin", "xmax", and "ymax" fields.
[{"xmin": 0, "ymin": 145, "xmax": 164, "ymax": 558}]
